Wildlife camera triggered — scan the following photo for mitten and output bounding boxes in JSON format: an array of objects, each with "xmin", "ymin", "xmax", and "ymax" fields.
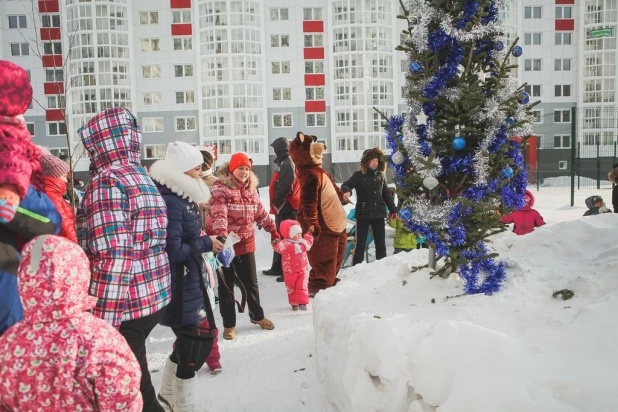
[
  {"xmin": 271, "ymin": 231, "xmax": 281, "ymax": 243},
  {"xmin": 389, "ymin": 212, "xmax": 398, "ymax": 220},
  {"xmin": 0, "ymin": 186, "xmax": 21, "ymax": 223}
]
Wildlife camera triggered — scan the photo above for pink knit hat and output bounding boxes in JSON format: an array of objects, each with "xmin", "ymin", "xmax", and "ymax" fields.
[{"xmin": 39, "ymin": 148, "xmax": 70, "ymax": 178}]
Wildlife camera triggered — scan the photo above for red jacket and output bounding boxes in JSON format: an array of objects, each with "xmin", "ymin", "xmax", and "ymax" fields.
[
  {"xmin": 209, "ymin": 163, "xmax": 277, "ymax": 256},
  {"xmin": 43, "ymin": 176, "xmax": 77, "ymax": 243},
  {"xmin": 0, "ymin": 236, "xmax": 142, "ymax": 411},
  {"xmin": 501, "ymin": 191, "xmax": 545, "ymax": 235}
]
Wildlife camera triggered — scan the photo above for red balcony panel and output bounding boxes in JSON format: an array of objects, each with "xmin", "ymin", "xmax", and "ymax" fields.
[
  {"xmin": 170, "ymin": 0, "xmax": 191, "ymax": 8},
  {"xmin": 304, "ymin": 48, "xmax": 324, "ymax": 60},
  {"xmin": 38, "ymin": 1, "xmax": 59, "ymax": 13},
  {"xmin": 171, "ymin": 24, "xmax": 192, "ymax": 36},
  {"xmin": 44, "ymin": 82, "xmax": 64, "ymax": 95},
  {"xmin": 46, "ymin": 110, "xmax": 64, "ymax": 122},
  {"xmin": 556, "ymin": 0, "xmax": 575, "ymax": 4},
  {"xmin": 305, "ymin": 101, "xmax": 326, "ymax": 113},
  {"xmin": 40, "ymin": 28, "xmax": 61, "ymax": 41},
  {"xmin": 303, "ymin": 21, "xmax": 324, "ymax": 33},
  {"xmin": 555, "ymin": 19, "xmax": 575, "ymax": 31},
  {"xmin": 42, "ymin": 55, "xmax": 63, "ymax": 67},
  {"xmin": 304, "ymin": 74, "xmax": 326, "ymax": 86}
]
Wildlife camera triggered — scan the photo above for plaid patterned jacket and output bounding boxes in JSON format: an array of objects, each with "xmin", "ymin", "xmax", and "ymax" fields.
[{"xmin": 77, "ymin": 108, "xmax": 171, "ymax": 328}]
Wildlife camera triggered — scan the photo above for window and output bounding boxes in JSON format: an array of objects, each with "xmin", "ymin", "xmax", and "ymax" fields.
[
  {"xmin": 555, "ymin": 6, "xmax": 572, "ymax": 18},
  {"xmin": 555, "ymin": 85, "xmax": 572, "ymax": 97},
  {"xmin": 176, "ymin": 91, "xmax": 195, "ymax": 104},
  {"xmin": 524, "ymin": 6, "xmax": 542, "ymax": 18},
  {"xmin": 337, "ymin": 136, "xmax": 365, "ymax": 151},
  {"xmin": 172, "ymin": 10, "xmax": 192, "ymax": 24},
  {"xmin": 139, "ymin": 11, "xmax": 158, "ymax": 24},
  {"xmin": 237, "ymin": 138, "xmax": 264, "ymax": 154},
  {"xmin": 304, "ymin": 34, "xmax": 323, "ymax": 47},
  {"xmin": 142, "ymin": 92, "xmax": 162, "ymax": 105},
  {"xmin": 173, "ymin": 37, "xmax": 192, "ymax": 50},
  {"xmin": 524, "ymin": 59, "xmax": 542, "ymax": 71},
  {"xmin": 8, "ymin": 15, "xmax": 27, "ymax": 29},
  {"xmin": 555, "ymin": 33, "xmax": 572, "ymax": 45},
  {"xmin": 41, "ymin": 15, "xmax": 61, "ymax": 28},
  {"xmin": 554, "ymin": 58, "xmax": 571, "ymax": 71},
  {"xmin": 524, "ymin": 85, "xmax": 542, "ymax": 97},
  {"xmin": 306, "ymin": 113, "xmax": 326, "ymax": 127},
  {"xmin": 174, "ymin": 64, "xmax": 193, "ymax": 77},
  {"xmin": 270, "ymin": 8, "xmax": 289, "ymax": 20},
  {"xmin": 532, "ymin": 110, "xmax": 543, "ymax": 123},
  {"xmin": 554, "ymin": 135, "xmax": 571, "ymax": 148},
  {"xmin": 144, "ymin": 144, "xmax": 165, "ymax": 159},
  {"xmin": 524, "ymin": 33, "xmax": 542, "ymax": 45},
  {"xmin": 272, "ymin": 113, "xmax": 293, "ymax": 128},
  {"xmin": 558, "ymin": 161, "xmax": 568, "ymax": 170},
  {"xmin": 305, "ymin": 87, "xmax": 325, "ymax": 100},
  {"xmin": 303, "ymin": 7, "xmax": 323, "ymax": 20},
  {"xmin": 272, "ymin": 88, "xmax": 292, "ymax": 101},
  {"xmin": 47, "ymin": 95, "xmax": 65, "ymax": 109},
  {"xmin": 142, "ymin": 65, "xmax": 161, "ymax": 78},
  {"xmin": 271, "ymin": 35, "xmax": 290, "ymax": 47},
  {"xmin": 26, "ymin": 123, "xmax": 35, "ymax": 136},
  {"xmin": 175, "ymin": 117, "xmax": 196, "ymax": 131},
  {"xmin": 141, "ymin": 39, "xmax": 160, "ymax": 52},
  {"xmin": 10, "ymin": 43, "xmax": 29, "ymax": 56},
  {"xmin": 142, "ymin": 117, "xmax": 164, "ymax": 133},
  {"xmin": 43, "ymin": 42, "xmax": 62, "ymax": 55},
  {"xmin": 305, "ymin": 60, "xmax": 324, "ymax": 74},
  {"xmin": 271, "ymin": 61, "xmax": 291, "ymax": 74},
  {"xmin": 554, "ymin": 110, "xmax": 571, "ymax": 123},
  {"xmin": 583, "ymin": 132, "xmax": 600, "ymax": 146},
  {"xmin": 47, "ymin": 122, "xmax": 66, "ymax": 136},
  {"xmin": 45, "ymin": 69, "xmax": 63, "ymax": 82}
]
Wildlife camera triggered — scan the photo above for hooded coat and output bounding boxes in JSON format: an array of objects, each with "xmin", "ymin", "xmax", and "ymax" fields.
[
  {"xmin": 341, "ymin": 148, "xmax": 397, "ymax": 221},
  {"xmin": 149, "ymin": 160, "xmax": 214, "ymax": 327},
  {"xmin": 43, "ymin": 176, "xmax": 77, "ymax": 243},
  {"xmin": 77, "ymin": 107, "xmax": 171, "ymax": 328},
  {"xmin": 0, "ymin": 235, "xmax": 143, "ymax": 411},
  {"xmin": 269, "ymin": 137, "xmax": 298, "ymax": 215},
  {"xmin": 583, "ymin": 195, "xmax": 612, "ymax": 216},
  {"xmin": 500, "ymin": 190, "xmax": 545, "ymax": 235},
  {"xmin": 209, "ymin": 162, "xmax": 277, "ymax": 256}
]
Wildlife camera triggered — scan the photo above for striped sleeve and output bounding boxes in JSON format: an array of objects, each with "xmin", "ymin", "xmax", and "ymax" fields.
[{"xmin": 208, "ymin": 183, "xmax": 229, "ymax": 238}]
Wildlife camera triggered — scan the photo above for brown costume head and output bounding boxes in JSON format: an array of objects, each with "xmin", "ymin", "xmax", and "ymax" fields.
[
  {"xmin": 360, "ymin": 147, "xmax": 386, "ymax": 173},
  {"xmin": 289, "ymin": 131, "xmax": 326, "ymax": 168}
]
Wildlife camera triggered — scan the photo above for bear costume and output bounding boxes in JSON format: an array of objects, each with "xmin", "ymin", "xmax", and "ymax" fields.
[{"xmin": 288, "ymin": 132, "xmax": 348, "ymax": 297}]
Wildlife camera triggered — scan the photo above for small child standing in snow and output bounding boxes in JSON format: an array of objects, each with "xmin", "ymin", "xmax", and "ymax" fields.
[
  {"xmin": 583, "ymin": 195, "xmax": 612, "ymax": 216},
  {"xmin": 500, "ymin": 190, "xmax": 545, "ymax": 235},
  {"xmin": 272, "ymin": 220, "xmax": 314, "ymax": 311}
]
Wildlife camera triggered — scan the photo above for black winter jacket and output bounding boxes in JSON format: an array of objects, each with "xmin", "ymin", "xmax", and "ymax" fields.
[
  {"xmin": 342, "ymin": 169, "xmax": 397, "ymax": 220},
  {"xmin": 271, "ymin": 137, "xmax": 296, "ymax": 215}
]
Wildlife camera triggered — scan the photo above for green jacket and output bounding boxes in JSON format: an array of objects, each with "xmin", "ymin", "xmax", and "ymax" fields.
[{"xmin": 388, "ymin": 216, "xmax": 418, "ymax": 250}]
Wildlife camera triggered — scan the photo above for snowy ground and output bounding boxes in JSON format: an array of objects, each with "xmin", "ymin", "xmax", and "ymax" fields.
[{"xmin": 146, "ymin": 187, "xmax": 616, "ymax": 411}]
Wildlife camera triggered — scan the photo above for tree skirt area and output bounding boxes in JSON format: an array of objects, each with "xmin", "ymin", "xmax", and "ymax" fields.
[{"xmin": 313, "ymin": 213, "xmax": 618, "ymax": 412}]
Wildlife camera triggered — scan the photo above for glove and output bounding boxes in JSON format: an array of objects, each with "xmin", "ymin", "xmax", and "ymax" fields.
[
  {"xmin": 271, "ymin": 231, "xmax": 281, "ymax": 243},
  {"xmin": 389, "ymin": 212, "xmax": 398, "ymax": 220}
]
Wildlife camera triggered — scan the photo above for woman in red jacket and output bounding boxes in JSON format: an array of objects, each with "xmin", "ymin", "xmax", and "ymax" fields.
[
  {"xmin": 501, "ymin": 190, "xmax": 545, "ymax": 235},
  {"xmin": 39, "ymin": 147, "xmax": 77, "ymax": 242},
  {"xmin": 209, "ymin": 152, "xmax": 280, "ymax": 340}
]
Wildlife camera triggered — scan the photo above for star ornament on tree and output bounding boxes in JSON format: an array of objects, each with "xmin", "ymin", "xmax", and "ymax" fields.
[
  {"xmin": 478, "ymin": 68, "xmax": 488, "ymax": 82},
  {"xmin": 416, "ymin": 110, "xmax": 428, "ymax": 126}
]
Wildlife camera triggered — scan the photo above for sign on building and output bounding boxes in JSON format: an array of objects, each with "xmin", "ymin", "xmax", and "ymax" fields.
[{"xmin": 590, "ymin": 28, "xmax": 613, "ymax": 39}]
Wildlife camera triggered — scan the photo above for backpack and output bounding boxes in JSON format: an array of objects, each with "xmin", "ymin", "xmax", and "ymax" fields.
[{"xmin": 269, "ymin": 171, "xmax": 300, "ymax": 213}]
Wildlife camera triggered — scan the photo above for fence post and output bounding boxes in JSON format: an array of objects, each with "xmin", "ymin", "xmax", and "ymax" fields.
[
  {"xmin": 577, "ymin": 142, "xmax": 581, "ymax": 190},
  {"xmin": 536, "ymin": 137, "xmax": 541, "ymax": 191},
  {"xmin": 571, "ymin": 107, "xmax": 576, "ymax": 207},
  {"xmin": 597, "ymin": 141, "xmax": 601, "ymax": 189}
]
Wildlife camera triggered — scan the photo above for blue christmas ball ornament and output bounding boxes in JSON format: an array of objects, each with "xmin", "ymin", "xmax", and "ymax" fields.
[
  {"xmin": 409, "ymin": 62, "xmax": 422, "ymax": 73},
  {"xmin": 512, "ymin": 46, "xmax": 523, "ymax": 57},
  {"xmin": 399, "ymin": 208, "xmax": 412, "ymax": 223},
  {"xmin": 500, "ymin": 167, "xmax": 514, "ymax": 179},
  {"xmin": 452, "ymin": 136, "xmax": 466, "ymax": 150},
  {"xmin": 494, "ymin": 41, "xmax": 504, "ymax": 51},
  {"xmin": 519, "ymin": 91, "xmax": 530, "ymax": 105},
  {"xmin": 505, "ymin": 117, "xmax": 515, "ymax": 126}
]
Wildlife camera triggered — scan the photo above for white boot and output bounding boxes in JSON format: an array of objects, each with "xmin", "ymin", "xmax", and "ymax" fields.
[
  {"xmin": 174, "ymin": 375, "xmax": 196, "ymax": 412},
  {"xmin": 157, "ymin": 359, "xmax": 177, "ymax": 411}
]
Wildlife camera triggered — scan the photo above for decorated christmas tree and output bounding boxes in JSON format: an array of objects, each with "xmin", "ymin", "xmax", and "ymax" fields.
[{"xmin": 381, "ymin": 0, "xmax": 538, "ymax": 294}]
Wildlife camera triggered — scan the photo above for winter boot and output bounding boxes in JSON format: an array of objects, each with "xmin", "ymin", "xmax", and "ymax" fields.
[
  {"xmin": 250, "ymin": 317, "xmax": 275, "ymax": 330},
  {"xmin": 299, "ymin": 304, "xmax": 307, "ymax": 311},
  {"xmin": 173, "ymin": 376, "xmax": 196, "ymax": 412},
  {"xmin": 291, "ymin": 305, "xmax": 299, "ymax": 311},
  {"xmin": 223, "ymin": 327, "xmax": 235, "ymax": 340},
  {"xmin": 157, "ymin": 358, "xmax": 177, "ymax": 411},
  {"xmin": 276, "ymin": 276, "xmax": 285, "ymax": 282}
]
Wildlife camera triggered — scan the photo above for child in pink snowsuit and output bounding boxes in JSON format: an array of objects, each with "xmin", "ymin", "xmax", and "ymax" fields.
[
  {"xmin": 272, "ymin": 220, "xmax": 314, "ymax": 311},
  {"xmin": 0, "ymin": 235, "xmax": 143, "ymax": 411}
]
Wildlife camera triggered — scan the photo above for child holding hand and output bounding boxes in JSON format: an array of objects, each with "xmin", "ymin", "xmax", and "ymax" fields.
[{"xmin": 272, "ymin": 220, "xmax": 314, "ymax": 311}]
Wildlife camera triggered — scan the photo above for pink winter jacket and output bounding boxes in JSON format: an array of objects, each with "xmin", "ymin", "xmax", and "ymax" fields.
[
  {"xmin": 272, "ymin": 220, "xmax": 314, "ymax": 274},
  {"xmin": 500, "ymin": 190, "xmax": 545, "ymax": 235},
  {"xmin": 0, "ymin": 235, "xmax": 143, "ymax": 412}
]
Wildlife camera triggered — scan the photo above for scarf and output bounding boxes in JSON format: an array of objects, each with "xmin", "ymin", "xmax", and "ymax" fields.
[
  {"xmin": 288, "ymin": 238, "xmax": 311, "ymax": 254},
  {"xmin": 201, "ymin": 169, "xmax": 213, "ymax": 177}
]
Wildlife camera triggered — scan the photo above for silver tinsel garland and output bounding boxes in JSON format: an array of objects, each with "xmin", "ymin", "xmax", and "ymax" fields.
[{"xmin": 405, "ymin": 198, "xmax": 458, "ymax": 229}]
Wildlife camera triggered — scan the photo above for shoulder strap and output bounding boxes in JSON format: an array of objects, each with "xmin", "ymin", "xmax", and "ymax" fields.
[
  {"xmin": 188, "ymin": 241, "xmax": 217, "ymax": 330},
  {"xmin": 174, "ymin": 263, "xmax": 185, "ymax": 327}
]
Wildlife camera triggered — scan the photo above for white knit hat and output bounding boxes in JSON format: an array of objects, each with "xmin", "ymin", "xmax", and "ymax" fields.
[
  {"xmin": 288, "ymin": 224, "xmax": 302, "ymax": 239},
  {"xmin": 166, "ymin": 141, "xmax": 203, "ymax": 172}
]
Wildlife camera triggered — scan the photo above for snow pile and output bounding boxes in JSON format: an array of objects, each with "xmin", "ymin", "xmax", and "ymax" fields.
[
  {"xmin": 313, "ymin": 214, "xmax": 618, "ymax": 412},
  {"xmin": 542, "ymin": 175, "xmax": 612, "ymax": 188}
]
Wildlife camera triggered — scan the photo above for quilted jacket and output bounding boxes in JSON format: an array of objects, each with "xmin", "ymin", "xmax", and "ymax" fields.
[
  {"xmin": 77, "ymin": 108, "xmax": 171, "ymax": 328},
  {"xmin": 0, "ymin": 235, "xmax": 142, "ymax": 411},
  {"xmin": 43, "ymin": 176, "xmax": 77, "ymax": 243}
]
